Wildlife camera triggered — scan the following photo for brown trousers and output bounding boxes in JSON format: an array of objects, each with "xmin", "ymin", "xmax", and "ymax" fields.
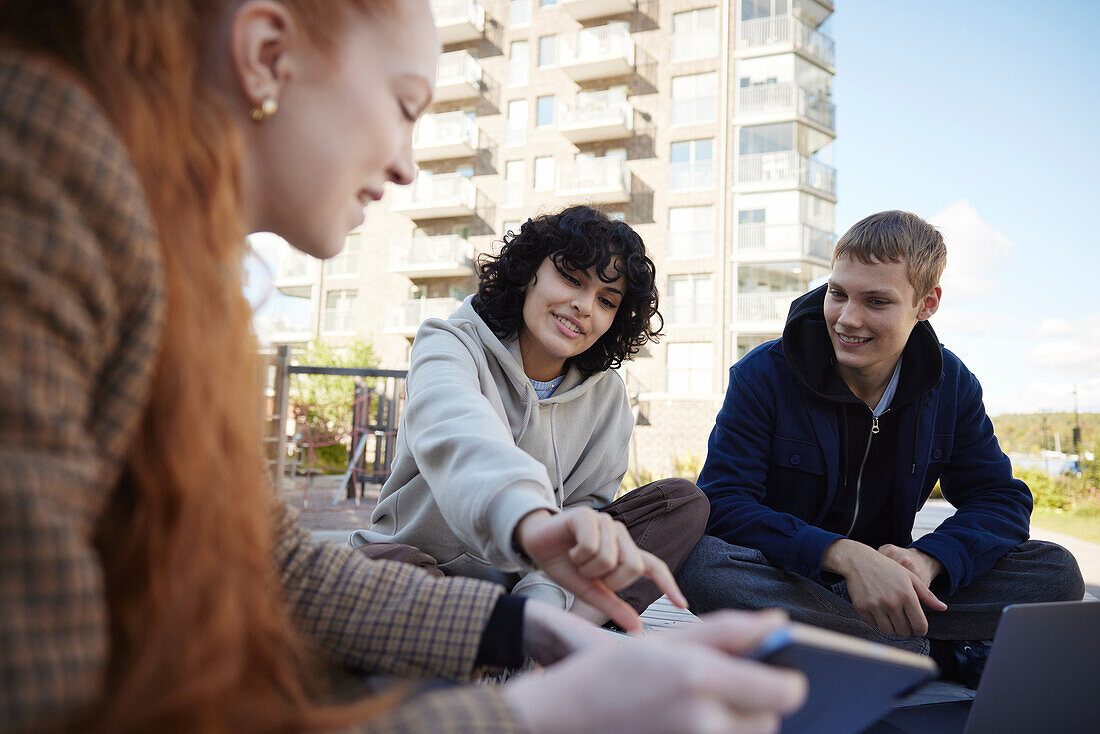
[{"xmin": 356, "ymin": 477, "xmax": 709, "ymax": 614}]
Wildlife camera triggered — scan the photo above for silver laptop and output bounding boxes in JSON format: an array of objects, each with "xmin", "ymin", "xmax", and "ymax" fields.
[{"xmin": 961, "ymin": 600, "xmax": 1099, "ymax": 733}]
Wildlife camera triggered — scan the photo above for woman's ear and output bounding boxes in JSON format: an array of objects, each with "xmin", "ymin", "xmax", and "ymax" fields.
[{"xmin": 229, "ymin": 0, "xmax": 297, "ymax": 111}]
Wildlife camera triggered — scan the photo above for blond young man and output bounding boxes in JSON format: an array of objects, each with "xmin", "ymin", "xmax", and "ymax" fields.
[{"xmin": 679, "ymin": 210, "xmax": 1084, "ymax": 687}]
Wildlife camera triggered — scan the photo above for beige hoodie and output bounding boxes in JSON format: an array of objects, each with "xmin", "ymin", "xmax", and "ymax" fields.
[{"xmin": 351, "ymin": 296, "xmax": 633, "ymax": 608}]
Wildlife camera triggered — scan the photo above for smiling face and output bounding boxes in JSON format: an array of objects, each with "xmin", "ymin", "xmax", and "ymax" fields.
[
  {"xmin": 234, "ymin": 0, "xmax": 439, "ymax": 258},
  {"xmin": 824, "ymin": 255, "xmax": 940, "ymax": 393},
  {"xmin": 518, "ymin": 256, "xmax": 625, "ymax": 381}
]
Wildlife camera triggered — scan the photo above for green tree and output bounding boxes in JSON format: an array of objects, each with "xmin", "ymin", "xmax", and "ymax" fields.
[{"xmin": 289, "ymin": 339, "xmax": 377, "ymax": 471}]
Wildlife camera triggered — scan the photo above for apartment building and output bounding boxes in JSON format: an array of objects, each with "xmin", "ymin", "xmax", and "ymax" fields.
[{"xmin": 265, "ymin": 0, "xmax": 837, "ymax": 476}]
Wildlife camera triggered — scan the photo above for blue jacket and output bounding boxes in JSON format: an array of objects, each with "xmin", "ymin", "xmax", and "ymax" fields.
[{"xmin": 700, "ymin": 286, "xmax": 1032, "ymax": 594}]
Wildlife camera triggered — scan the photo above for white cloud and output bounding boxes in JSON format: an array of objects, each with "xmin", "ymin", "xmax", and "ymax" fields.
[
  {"xmin": 930, "ymin": 200, "xmax": 1013, "ymax": 303},
  {"xmin": 1028, "ymin": 311, "xmax": 1100, "ymax": 376}
]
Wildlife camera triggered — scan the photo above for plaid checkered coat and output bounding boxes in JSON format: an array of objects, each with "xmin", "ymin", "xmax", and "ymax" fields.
[{"xmin": 0, "ymin": 46, "xmax": 524, "ymax": 734}]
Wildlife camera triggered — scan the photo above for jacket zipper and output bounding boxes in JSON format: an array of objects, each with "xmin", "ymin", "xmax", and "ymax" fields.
[{"xmin": 846, "ymin": 409, "xmax": 885, "ymax": 537}]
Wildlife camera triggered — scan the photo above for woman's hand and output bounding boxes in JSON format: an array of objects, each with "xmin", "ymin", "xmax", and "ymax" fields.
[
  {"xmin": 514, "ymin": 507, "xmax": 687, "ymax": 633},
  {"xmin": 504, "ymin": 610, "xmax": 807, "ymax": 734},
  {"xmin": 521, "ymin": 599, "xmax": 621, "ymax": 666}
]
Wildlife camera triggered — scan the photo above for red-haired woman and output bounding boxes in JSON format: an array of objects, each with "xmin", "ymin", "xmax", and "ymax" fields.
[{"xmin": 0, "ymin": 1, "xmax": 805, "ymax": 733}]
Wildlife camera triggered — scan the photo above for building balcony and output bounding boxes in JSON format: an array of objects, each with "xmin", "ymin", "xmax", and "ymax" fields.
[
  {"xmin": 558, "ymin": 91, "xmax": 633, "ymax": 143},
  {"xmin": 561, "ymin": 0, "xmax": 636, "ymax": 22},
  {"xmin": 413, "ymin": 112, "xmax": 478, "ymax": 161},
  {"xmin": 273, "ymin": 250, "xmax": 318, "ymax": 296},
  {"xmin": 737, "ymin": 15, "xmax": 836, "ymax": 71},
  {"xmin": 736, "ymin": 151, "xmax": 836, "ymax": 198},
  {"xmin": 669, "ymin": 159, "xmax": 715, "ymax": 191},
  {"xmin": 388, "ymin": 235, "xmax": 474, "ymax": 278},
  {"xmin": 558, "ymin": 23, "xmax": 635, "ymax": 81},
  {"xmin": 384, "ymin": 297, "xmax": 463, "ymax": 336},
  {"xmin": 735, "ymin": 223, "xmax": 835, "ymax": 261},
  {"xmin": 431, "ymin": 0, "xmax": 485, "ymax": 44},
  {"xmin": 734, "ymin": 291, "xmax": 803, "ymax": 325},
  {"xmin": 737, "ymin": 82, "xmax": 835, "ymax": 133},
  {"xmin": 389, "ymin": 173, "xmax": 477, "ymax": 219},
  {"xmin": 556, "ymin": 156, "xmax": 629, "ymax": 204},
  {"xmin": 435, "ymin": 50, "xmax": 483, "ymax": 102}
]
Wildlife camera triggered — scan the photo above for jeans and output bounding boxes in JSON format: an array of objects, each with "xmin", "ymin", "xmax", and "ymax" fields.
[{"xmin": 678, "ymin": 535, "xmax": 1085, "ymax": 653}]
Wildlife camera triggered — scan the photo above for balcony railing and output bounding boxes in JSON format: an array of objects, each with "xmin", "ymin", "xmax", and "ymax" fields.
[
  {"xmin": 389, "ymin": 173, "xmax": 477, "ymax": 218},
  {"xmin": 737, "ymin": 151, "xmax": 836, "ymax": 196},
  {"xmin": 671, "ymin": 29, "xmax": 719, "ymax": 62},
  {"xmin": 413, "ymin": 112, "xmax": 478, "ymax": 161},
  {"xmin": 736, "ymin": 223, "xmax": 835, "ymax": 260},
  {"xmin": 389, "ymin": 236, "xmax": 474, "ymax": 277},
  {"xmin": 737, "ymin": 82, "xmax": 835, "ymax": 131},
  {"xmin": 435, "ymin": 50, "xmax": 482, "ymax": 101},
  {"xmin": 670, "ymin": 95, "xmax": 717, "ymax": 126},
  {"xmin": 735, "ymin": 291, "xmax": 802, "ymax": 323},
  {"xmin": 385, "ymin": 297, "xmax": 464, "ymax": 335},
  {"xmin": 323, "ymin": 310, "xmax": 357, "ymax": 333},
  {"xmin": 738, "ymin": 15, "xmax": 836, "ymax": 69},
  {"xmin": 669, "ymin": 160, "xmax": 715, "ymax": 191},
  {"xmin": 556, "ymin": 156, "xmax": 629, "ymax": 203},
  {"xmin": 558, "ymin": 90, "xmax": 633, "ymax": 142},
  {"xmin": 431, "ymin": 0, "xmax": 485, "ymax": 43},
  {"xmin": 274, "ymin": 250, "xmax": 318, "ymax": 288},
  {"xmin": 558, "ymin": 23, "xmax": 634, "ymax": 81},
  {"xmin": 561, "ymin": 0, "xmax": 636, "ymax": 22}
]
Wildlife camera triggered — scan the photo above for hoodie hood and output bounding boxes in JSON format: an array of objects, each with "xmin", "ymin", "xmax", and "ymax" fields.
[{"xmin": 781, "ymin": 284, "xmax": 943, "ymax": 407}]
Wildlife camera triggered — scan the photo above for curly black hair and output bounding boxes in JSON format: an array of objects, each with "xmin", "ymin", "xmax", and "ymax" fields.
[{"xmin": 474, "ymin": 205, "xmax": 662, "ymax": 373}]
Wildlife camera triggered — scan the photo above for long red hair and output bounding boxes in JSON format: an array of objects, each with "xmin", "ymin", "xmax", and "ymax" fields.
[{"xmin": 6, "ymin": 0, "xmax": 396, "ymax": 731}]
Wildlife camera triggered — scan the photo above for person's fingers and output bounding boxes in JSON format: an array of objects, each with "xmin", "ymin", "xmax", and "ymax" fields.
[
  {"xmin": 572, "ymin": 577, "xmax": 643, "ymax": 633},
  {"xmin": 870, "ymin": 607, "xmax": 897, "ymax": 637},
  {"xmin": 600, "ymin": 522, "xmax": 646, "ymax": 590},
  {"xmin": 902, "ymin": 589, "xmax": 929, "ymax": 637},
  {"xmin": 688, "ymin": 651, "xmax": 807, "ymax": 716},
  {"xmin": 675, "ymin": 610, "xmax": 788, "ymax": 655},
  {"xmin": 911, "ymin": 572, "xmax": 948, "ymax": 611},
  {"xmin": 575, "ymin": 513, "xmax": 620, "ymax": 578},
  {"xmin": 563, "ymin": 508, "xmax": 602, "ymax": 566},
  {"xmin": 640, "ymin": 549, "xmax": 689, "ymax": 608}
]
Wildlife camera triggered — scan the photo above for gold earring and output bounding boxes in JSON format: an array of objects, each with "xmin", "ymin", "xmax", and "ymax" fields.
[{"xmin": 249, "ymin": 96, "xmax": 278, "ymax": 122}]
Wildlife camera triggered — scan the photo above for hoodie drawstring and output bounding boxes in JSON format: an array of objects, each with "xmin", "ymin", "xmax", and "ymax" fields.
[
  {"xmin": 516, "ymin": 396, "xmax": 534, "ymax": 444},
  {"xmin": 549, "ymin": 403, "xmax": 564, "ymax": 504}
]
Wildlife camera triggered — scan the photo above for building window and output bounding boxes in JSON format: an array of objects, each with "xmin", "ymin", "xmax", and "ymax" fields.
[
  {"xmin": 538, "ymin": 34, "xmax": 557, "ymax": 66},
  {"xmin": 736, "ymin": 335, "xmax": 772, "ymax": 361},
  {"xmin": 509, "ymin": 40, "xmax": 529, "ymax": 87},
  {"xmin": 667, "ymin": 342, "xmax": 712, "ymax": 394},
  {"xmin": 666, "ymin": 274, "xmax": 714, "ymax": 326},
  {"xmin": 671, "ymin": 72, "xmax": 717, "ymax": 126},
  {"xmin": 326, "ymin": 233, "xmax": 361, "ymax": 277},
  {"xmin": 671, "ymin": 7, "xmax": 718, "ymax": 62},
  {"xmin": 669, "ymin": 138, "xmax": 715, "ymax": 191},
  {"xmin": 506, "ymin": 99, "xmax": 527, "ymax": 146},
  {"xmin": 540, "ymin": 0, "xmax": 557, "ymax": 7},
  {"xmin": 668, "ymin": 205, "xmax": 715, "ymax": 259},
  {"xmin": 502, "ymin": 219, "xmax": 523, "ymax": 236},
  {"xmin": 742, "ymin": 0, "xmax": 787, "ymax": 21},
  {"xmin": 534, "ymin": 156, "xmax": 555, "ymax": 191},
  {"xmin": 323, "ymin": 289, "xmax": 357, "ymax": 333},
  {"xmin": 536, "ymin": 95, "xmax": 555, "ymax": 128},
  {"xmin": 504, "ymin": 159, "xmax": 525, "ymax": 207},
  {"xmin": 510, "ymin": 0, "xmax": 532, "ymax": 26}
]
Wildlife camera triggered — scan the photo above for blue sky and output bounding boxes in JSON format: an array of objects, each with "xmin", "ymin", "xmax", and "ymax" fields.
[{"xmin": 832, "ymin": 0, "xmax": 1100, "ymax": 414}]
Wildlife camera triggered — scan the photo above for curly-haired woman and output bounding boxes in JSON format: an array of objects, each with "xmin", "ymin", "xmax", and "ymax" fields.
[{"xmin": 354, "ymin": 206, "xmax": 709, "ymax": 629}]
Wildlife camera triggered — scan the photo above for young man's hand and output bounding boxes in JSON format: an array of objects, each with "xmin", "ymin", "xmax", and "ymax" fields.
[
  {"xmin": 514, "ymin": 507, "xmax": 687, "ymax": 633},
  {"xmin": 877, "ymin": 544, "xmax": 944, "ymax": 590},
  {"xmin": 822, "ymin": 539, "xmax": 947, "ymax": 638}
]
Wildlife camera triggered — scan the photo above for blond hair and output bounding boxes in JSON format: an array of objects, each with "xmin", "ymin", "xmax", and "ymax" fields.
[{"xmin": 833, "ymin": 210, "xmax": 946, "ymax": 303}]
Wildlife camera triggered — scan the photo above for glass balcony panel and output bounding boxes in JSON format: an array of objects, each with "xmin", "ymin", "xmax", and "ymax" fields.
[
  {"xmin": 556, "ymin": 156, "xmax": 629, "ymax": 203},
  {"xmin": 558, "ymin": 23, "xmax": 634, "ymax": 81},
  {"xmin": 738, "ymin": 15, "xmax": 836, "ymax": 69},
  {"xmin": 385, "ymin": 297, "xmax": 464, "ymax": 335},
  {"xmin": 435, "ymin": 50, "xmax": 483, "ymax": 101},
  {"xmin": 671, "ymin": 28, "xmax": 719, "ymax": 62},
  {"xmin": 431, "ymin": 0, "xmax": 485, "ymax": 43},
  {"xmin": 735, "ymin": 291, "xmax": 803, "ymax": 323},
  {"xmin": 389, "ymin": 173, "xmax": 477, "ymax": 218},
  {"xmin": 669, "ymin": 159, "xmax": 715, "ymax": 191},
  {"xmin": 737, "ymin": 82, "xmax": 835, "ymax": 131},
  {"xmin": 561, "ymin": 0, "xmax": 636, "ymax": 22},
  {"xmin": 670, "ymin": 95, "xmax": 717, "ymax": 126},
  {"xmin": 389, "ymin": 235, "xmax": 474, "ymax": 277},
  {"xmin": 558, "ymin": 89, "xmax": 632, "ymax": 142},
  {"xmin": 413, "ymin": 112, "xmax": 478, "ymax": 161},
  {"xmin": 736, "ymin": 223, "xmax": 835, "ymax": 260},
  {"xmin": 737, "ymin": 151, "xmax": 836, "ymax": 197}
]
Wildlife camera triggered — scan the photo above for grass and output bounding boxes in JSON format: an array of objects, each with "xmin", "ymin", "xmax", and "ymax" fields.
[{"xmin": 1031, "ymin": 506, "xmax": 1100, "ymax": 545}]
